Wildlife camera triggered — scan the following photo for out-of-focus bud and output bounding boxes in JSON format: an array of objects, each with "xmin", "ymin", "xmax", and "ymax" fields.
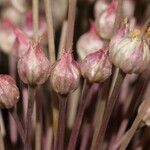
[
  {"xmin": 110, "ymin": 29, "xmax": 150, "ymax": 74},
  {"xmin": 138, "ymin": 100, "xmax": 150, "ymax": 127},
  {"xmin": 77, "ymin": 22, "xmax": 104, "ymax": 60},
  {"xmin": 94, "ymin": 0, "xmax": 108, "ymax": 18},
  {"xmin": 96, "ymin": 1, "xmax": 117, "ymax": 40},
  {"xmin": 81, "ymin": 48, "xmax": 112, "ymax": 83},
  {"xmin": 0, "ymin": 75, "xmax": 20, "ymax": 109},
  {"xmin": 13, "ymin": 27, "xmax": 30, "ymax": 57},
  {"xmin": 10, "ymin": 0, "xmax": 26, "ymax": 13},
  {"xmin": 50, "ymin": 51, "xmax": 80, "ymax": 96},
  {"xmin": 23, "ymin": 10, "xmax": 47, "ymax": 41},
  {"xmin": 17, "ymin": 42, "xmax": 50, "ymax": 86},
  {"xmin": 94, "ymin": 0, "xmax": 135, "ymax": 20},
  {"xmin": 52, "ymin": 0, "xmax": 68, "ymax": 29},
  {"xmin": 1, "ymin": 6, "xmax": 23, "ymax": 25},
  {"xmin": 146, "ymin": 26, "xmax": 150, "ymax": 45},
  {"xmin": 0, "ymin": 20, "xmax": 16, "ymax": 54}
]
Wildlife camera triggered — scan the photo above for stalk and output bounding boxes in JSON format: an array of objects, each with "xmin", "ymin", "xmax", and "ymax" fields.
[
  {"xmin": 44, "ymin": 0, "xmax": 56, "ymax": 63},
  {"xmin": 67, "ymin": 81, "xmax": 92, "ymax": 150},
  {"xmin": 32, "ymin": 0, "xmax": 39, "ymax": 42},
  {"xmin": 55, "ymin": 96, "xmax": 67, "ymax": 150},
  {"xmin": 25, "ymin": 86, "xmax": 36, "ymax": 150},
  {"xmin": 119, "ymin": 113, "xmax": 144, "ymax": 150},
  {"xmin": 91, "ymin": 79, "xmax": 110, "ymax": 150},
  {"xmin": 65, "ymin": 0, "xmax": 77, "ymax": 50},
  {"xmin": 8, "ymin": 108, "xmax": 25, "ymax": 144},
  {"xmin": 58, "ymin": 21, "xmax": 68, "ymax": 58},
  {"xmin": 94, "ymin": 70, "xmax": 125, "ymax": 149},
  {"xmin": 0, "ymin": 127, "xmax": 4, "ymax": 150}
]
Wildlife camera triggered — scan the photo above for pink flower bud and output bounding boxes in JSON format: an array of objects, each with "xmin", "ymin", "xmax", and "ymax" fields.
[
  {"xmin": 23, "ymin": 10, "xmax": 47, "ymax": 40},
  {"xmin": 138, "ymin": 100, "xmax": 150, "ymax": 127},
  {"xmin": 77, "ymin": 22, "xmax": 104, "ymax": 60},
  {"xmin": 17, "ymin": 42, "xmax": 50, "ymax": 86},
  {"xmin": 0, "ymin": 75, "xmax": 20, "ymax": 109},
  {"xmin": 0, "ymin": 20, "xmax": 16, "ymax": 54},
  {"xmin": 81, "ymin": 48, "xmax": 112, "ymax": 83},
  {"xmin": 110, "ymin": 29, "xmax": 150, "ymax": 74},
  {"xmin": 50, "ymin": 51, "xmax": 80, "ymax": 95},
  {"xmin": 96, "ymin": 1, "xmax": 117, "ymax": 39}
]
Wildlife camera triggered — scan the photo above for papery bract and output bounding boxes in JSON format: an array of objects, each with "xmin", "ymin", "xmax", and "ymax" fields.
[
  {"xmin": 17, "ymin": 42, "xmax": 50, "ymax": 86},
  {"xmin": 77, "ymin": 22, "xmax": 104, "ymax": 60},
  {"xmin": 81, "ymin": 48, "xmax": 112, "ymax": 83},
  {"xmin": 0, "ymin": 75, "xmax": 20, "ymax": 109},
  {"xmin": 50, "ymin": 51, "xmax": 80, "ymax": 96}
]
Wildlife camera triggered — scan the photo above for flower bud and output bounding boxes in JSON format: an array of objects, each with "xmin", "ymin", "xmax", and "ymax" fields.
[
  {"xmin": 17, "ymin": 42, "xmax": 50, "ymax": 86},
  {"xmin": 96, "ymin": 1, "xmax": 117, "ymax": 39},
  {"xmin": 81, "ymin": 48, "xmax": 112, "ymax": 83},
  {"xmin": 0, "ymin": 20, "xmax": 16, "ymax": 54},
  {"xmin": 94, "ymin": 0, "xmax": 108, "ymax": 19},
  {"xmin": 0, "ymin": 75, "xmax": 20, "ymax": 109},
  {"xmin": 110, "ymin": 29, "xmax": 150, "ymax": 74},
  {"xmin": 77, "ymin": 22, "xmax": 104, "ymax": 60},
  {"xmin": 138, "ymin": 100, "xmax": 150, "ymax": 127},
  {"xmin": 50, "ymin": 51, "xmax": 80, "ymax": 95}
]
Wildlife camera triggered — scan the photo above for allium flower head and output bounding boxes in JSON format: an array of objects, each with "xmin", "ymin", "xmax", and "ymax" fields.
[
  {"xmin": 17, "ymin": 41, "xmax": 50, "ymax": 86},
  {"xmin": 81, "ymin": 48, "xmax": 112, "ymax": 83},
  {"xmin": 0, "ymin": 75, "xmax": 20, "ymax": 109},
  {"xmin": 50, "ymin": 51, "xmax": 80, "ymax": 96},
  {"xmin": 77, "ymin": 22, "xmax": 103, "ymax": 60}
]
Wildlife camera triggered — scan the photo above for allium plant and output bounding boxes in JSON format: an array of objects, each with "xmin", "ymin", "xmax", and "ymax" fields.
[{"xmin": 0, "ymin": 0, "xmax": 150, "ymax": 150}]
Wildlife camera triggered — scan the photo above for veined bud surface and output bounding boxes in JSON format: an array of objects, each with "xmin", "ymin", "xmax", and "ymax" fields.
[
  {"xmin": 138, "ymin": 100, "xmax": 150, "ymax": 127},
  {"xmin": 50, "ymin": 51, "xmax": 80, "ymax": 96},
  {"xmin": 110, "ymin": 29, "xmax": 150, "ymax": 74},
  {"xmin": 0, "ymin": 75, "xmax": 20, "ymax": 109},
  {"xmin": 96, "ymin": 1, "xmax": 117, "ymax": 40},
  {"xmin": 77, "ymin": 22, "xmax": 103, "ymax": 60},
  {"xmin": 81, "ymin": 48, "xmax": 112, "ymax": 83},
  {"xmin": 17, "ymin": 42, "xmax": 50, "ymax": 86}
]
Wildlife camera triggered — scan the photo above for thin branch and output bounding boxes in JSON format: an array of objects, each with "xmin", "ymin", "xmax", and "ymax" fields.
[
  {"xmin": 44, "ymin": 0, "xmax": 56, "ymax": 63},
  {"xmin": 65, "ymin": 0, "xmax": 77, "ymax": 50}
]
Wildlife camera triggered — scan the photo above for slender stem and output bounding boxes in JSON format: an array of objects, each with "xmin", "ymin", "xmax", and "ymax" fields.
[
  {"xmin": 119, "ymin": 113, "xmax": 144, "ymax": 150},
  {"xmin": 25, "ymin": 86, "xmax": 36, "ymax": 150},
  {"xmin": 35, "ymin": 87, "xmax": 42, "ymax": 150},
  {"xmin": 44, "ymin": 0, "xmax": 55, "ymax": 63},
  {"xmin": 32, "ymin": 0, "xmax": 39, "ymax": 42},
  {"xmin": 58, "ymin": 21, "xmax": 68, "ymax": 58},
  {"xmin": 65, "ymin": 0, "xmax": 77, "ymax": 50},
  {"xmin": 67, "ymin": 81, "xmax": 92, "ymax": 150},
  {"xmin": 55, "ymin": 96, "xmax": 67, "ymax": 150},
  {"xmin": 0, "ymin": 127, "xmax": 5, "ymax": 150},
  {"xmin": 9, "ymin": 108, "xmax": 25, "ymax": 144},
  {"xmin": 91, "ymin": 80, "xmax": 110, "ymax": 150},
  {"xmin": 94, "ymin": 70, "xmax": 125, "ymax": 149}
]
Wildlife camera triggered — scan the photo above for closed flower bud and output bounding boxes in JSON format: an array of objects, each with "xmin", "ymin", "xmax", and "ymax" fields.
[
  {"xmin": 81, "ymin": 49, "xmax": 112, "ymax": 83},
  {"xmin": 138, "ymin": 100, "xmax": 150, "ymax": 127},
  {"xmin": 0, "ymin": 20, "xmax": 16, "ymax": 54},
  {"xmin": 96, "ymin": 1, "xmax": 117, "ymax": 39},
  {"xmin": 110, "ymin": 29, "xmax": 150, "ymax": 74},
  {"xmin": 77, "ymin": 22, "xmax": 103, "ymax": 60},
  {"xmin": 94, "ymin": 0, "xmax": 108, "ymax": 19},
  {"xmin": 17, "ymin": 42, "xmax": 50, "ymax": 86},
  {"xmin": 0, "ymin": 75, "xmax": 20, "ymax": 109},
  {"xmin": 50, "ymin": 51, "xmax": 80, "ymax": 95}
]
